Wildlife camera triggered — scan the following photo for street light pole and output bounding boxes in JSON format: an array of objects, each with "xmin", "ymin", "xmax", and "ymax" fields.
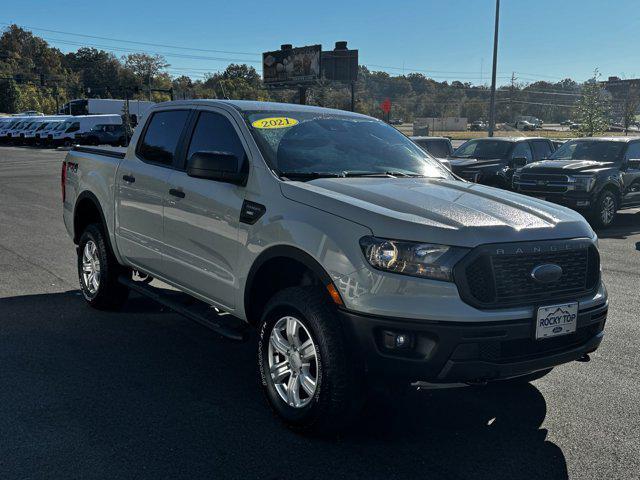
[{"xmin": 488, "ymin": 0, "xmax": 500, "ymax": 137}]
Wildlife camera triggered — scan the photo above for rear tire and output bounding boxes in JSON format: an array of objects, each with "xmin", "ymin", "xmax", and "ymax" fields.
[
  {"xmin": 258, "ymin": 287, "xmax": 364, "ymax": 435},
  {"xmin": 77, "ymin": 223, "xmax": 130, "ymax": 310},
  {"xmin": 590, "ymin": 189, "xmax": 618, "ymax": 229}
]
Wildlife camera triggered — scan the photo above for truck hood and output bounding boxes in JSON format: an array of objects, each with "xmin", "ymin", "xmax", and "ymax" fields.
[
  {"xmin": 521, "ymin": 159, "xmax": 615, "ymax": 174},
  {"xmin": 280, "ymin": 177, "xmax": 593, "ymax": 247}
]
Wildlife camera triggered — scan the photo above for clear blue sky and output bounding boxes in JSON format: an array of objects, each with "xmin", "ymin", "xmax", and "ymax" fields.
[{"xmin": 5, "ymin": 0, "xmax": 640, "ymax": 85}]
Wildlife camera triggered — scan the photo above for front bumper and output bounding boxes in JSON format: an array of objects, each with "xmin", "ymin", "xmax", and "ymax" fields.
[
  {"xmin": 515, "ymin": 190, "xmax": 597, "ymax": 211},
  {"xmin": 340, "ymin": 300, "xmax": 607, "ymax": 384}
]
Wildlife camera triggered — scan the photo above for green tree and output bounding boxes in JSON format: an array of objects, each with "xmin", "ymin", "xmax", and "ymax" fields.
[
  {"xmin": 123, "ymin": 53, "xmax": 169, "ymax": 98},
  {"xmin": 64, "ymin": 48, "xmax": 122, "ymax": 97},
  {"xmin": 576, "ymin": 71, "xmax": 610, "ymax": 137},
  {"xmin": 0, "ymin": 79, "xmax": 20, "ymax": 113}
]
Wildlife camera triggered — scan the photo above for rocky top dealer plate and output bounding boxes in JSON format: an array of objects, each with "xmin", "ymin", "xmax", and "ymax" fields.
[{"xmin": 536, "ymin": 302, "xmax": 578, "ymax": 340}]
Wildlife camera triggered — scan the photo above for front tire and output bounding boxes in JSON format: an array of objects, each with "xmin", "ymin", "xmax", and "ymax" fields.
[
  {"xmin": 77, "ymin": 223, "xmax": 130, "ymax": 310},
  {"xmin": 590, "ymin": 189, "xmax": 618, "ymax": 229},
  {"xmin": 258, "ymin": 287, "xmax": 363, "ymax": 435}
]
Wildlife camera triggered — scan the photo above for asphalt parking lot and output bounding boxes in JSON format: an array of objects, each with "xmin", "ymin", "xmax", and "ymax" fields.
[{"xmin": 0, "ymin": 146, "xmax": 639, "ymax": 480}]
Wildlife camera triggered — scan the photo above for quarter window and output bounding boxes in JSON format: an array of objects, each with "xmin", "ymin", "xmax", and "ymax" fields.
[{"xmin": 137, "ymin": 110, "xmax": 190, "ymax": 166}]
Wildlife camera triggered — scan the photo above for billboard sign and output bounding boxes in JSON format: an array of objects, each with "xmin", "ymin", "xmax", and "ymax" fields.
[{"xmin": 263, "ymin": 45, "xmax": 322, "ymax": 86}]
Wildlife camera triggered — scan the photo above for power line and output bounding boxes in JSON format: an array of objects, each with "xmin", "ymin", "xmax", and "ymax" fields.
[
  {"xmin": 1, "ymin": 22, "xmax": 260, "ymax": 57},
  {"xmin": 41, "ymin": 37, "xmax": 263, "ymax": 65}
]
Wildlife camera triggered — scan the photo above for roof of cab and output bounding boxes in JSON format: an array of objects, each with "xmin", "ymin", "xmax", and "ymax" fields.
[
  {"xmin": 468, "ymin": 136, "xmax": 548, "ymax": 142},
  {"xmin": 571, "ymin": 136, "xmax": 640, "ymax": 142},
  {"xmin": 154, "ymin": 99, "xmax": 370, "ymax": 118},
  {"xmin": 409, "ymin": 136, "xmax": 452, "ymax": 141}
]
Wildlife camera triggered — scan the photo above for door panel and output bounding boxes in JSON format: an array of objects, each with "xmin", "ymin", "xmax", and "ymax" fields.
[
  {"xmin": 622, "ymin": 142, "xmax": 640, "ymax": 206},
  {"xmin": 161, "ymin": 109, "xmax": 248, "ymax": 309},
  {"xmin": 116, "ymin": 160, "xmax": 171, "ymax": 273},
  {"xmin": 163, "ymin": 172, "xmax": 244, "ymax": 308},
  {"xmin": 114, "ymin": 109, "xmax": 191, "ymax": 274}
]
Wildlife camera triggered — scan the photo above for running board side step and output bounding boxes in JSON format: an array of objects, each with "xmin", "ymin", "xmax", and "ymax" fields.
[{"xmin": 119, "ymin": 276, "xmax": 249, "ymax": 342}]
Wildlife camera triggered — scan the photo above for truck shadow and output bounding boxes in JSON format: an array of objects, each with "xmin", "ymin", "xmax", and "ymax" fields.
[{"xmin": 0, "ymin": 291, "xmax": 566, "ymax": 480}]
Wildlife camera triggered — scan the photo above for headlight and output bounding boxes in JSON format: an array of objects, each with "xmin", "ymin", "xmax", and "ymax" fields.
[
  {"xmin": 568, "ymin": 175, "xmax": 596, "ymax": 191},
  {"xmin": 359, "ymin": 236, "xmax": 469, "ymax": 281}
]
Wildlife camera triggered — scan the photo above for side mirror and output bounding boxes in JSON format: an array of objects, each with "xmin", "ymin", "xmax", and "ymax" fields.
[
  {"xmin": 186, "ymin": 151, "xmax": 247, "ymax": 185},
  {"xmin": 509, "ymin": 157, "xmax": 528, "ymax": 169},
  {"xmin": 627, "ymin": 158, "xmax": 640, "ymax": 170}
]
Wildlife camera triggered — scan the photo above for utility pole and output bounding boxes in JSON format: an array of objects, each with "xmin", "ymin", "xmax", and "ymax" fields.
[
  {"xmin": 509, "ymin": 71, "xmax": 517, "ymax": 123},
  {"xmin": 488, "ymin": 0, "xmax": 500, "ymax": 137},
  {"xmin": 350, "ymin": 82, "xmax": 356, "ymax": 112},
  {"xmin": 148, "ymin": 69, "xmax": 152, "ymax": 101}
]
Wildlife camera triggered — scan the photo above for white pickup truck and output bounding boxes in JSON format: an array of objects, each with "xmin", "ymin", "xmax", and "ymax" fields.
[{"xmin": 63, "ymin": 100, "xmax": 608, "ymax": 434}]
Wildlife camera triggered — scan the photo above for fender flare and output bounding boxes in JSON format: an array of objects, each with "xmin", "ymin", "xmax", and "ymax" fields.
[
  {"xmin": 243, "ymin": 245, "xmax": 333, "ymax": 319},
  {"xmin": 595, "ymin": 179, "xmax": 622, "ymax": 203},
  {"xmin": 73, "ymin": 191, "xmax": 113, "ymax": 251}
]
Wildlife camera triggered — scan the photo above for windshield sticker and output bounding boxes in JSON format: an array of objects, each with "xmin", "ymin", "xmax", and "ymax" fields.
[{"xmin": 252, "ymin": 117, "xmax": 299, "ymax": 129}]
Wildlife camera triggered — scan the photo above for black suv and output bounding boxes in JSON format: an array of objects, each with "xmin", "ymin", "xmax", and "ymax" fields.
[
  {"xmin": 449, "ymin": 137, "xmax": 556, "ymax": 189},
  {"xmin": 513, "ymin": 137, "xmax": 640, "ymax": 228},
  {"xmin": 77, "ymin": 124, "xmax": 128, "ymax": 147}
]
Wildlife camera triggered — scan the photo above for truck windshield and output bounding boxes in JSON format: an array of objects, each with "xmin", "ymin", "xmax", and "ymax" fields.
[
  {"xmin": 244, "ymin": 111, "xmax": 451, "ymax": 179},
  {"xmin": 452, "ymin": 139, "xmax": 512, "ymax": 159},
  {"xmin": 550, "ymin": 140, "xmax": 626, "ymax": 163}
]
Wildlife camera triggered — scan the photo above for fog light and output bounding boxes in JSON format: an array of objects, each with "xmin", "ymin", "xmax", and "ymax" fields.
[
  {"xmin": 382, "ymin": 330, "xmax": 414, "ymax": 350},
  {"xmin": 576, "ymin": 200, "xmax": 590, "ymax": 207}
]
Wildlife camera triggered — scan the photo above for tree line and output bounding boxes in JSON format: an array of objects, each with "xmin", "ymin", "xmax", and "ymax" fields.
[{"xmin": 1, "ymin": 24, "xmax": 636, "ymax": 133}]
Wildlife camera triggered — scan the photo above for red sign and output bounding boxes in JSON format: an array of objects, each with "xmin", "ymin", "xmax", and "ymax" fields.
[{"xmin": 380, "ymin": 98, "xmax": 391, "ymax": 114}]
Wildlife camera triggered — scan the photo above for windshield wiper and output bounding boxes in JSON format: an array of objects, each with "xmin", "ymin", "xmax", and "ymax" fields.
[
  {"xmin": 343, "ymin": 171, "xmax": 424, "ymax": 178},
  {"xmin": 279, "ymin": 171, "xmax": 344, "ymax": 181},
  {"xmin": 279, "ymin": 170, "xmax": 426, "ymax": 181}
]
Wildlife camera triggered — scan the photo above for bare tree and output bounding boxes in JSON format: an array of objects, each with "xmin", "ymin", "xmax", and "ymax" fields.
[{"xmin": 621, "ymin": 85, "xmax": 640, "ymax": 135}]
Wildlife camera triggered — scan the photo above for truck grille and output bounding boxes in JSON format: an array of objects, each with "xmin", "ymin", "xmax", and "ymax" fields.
[
  {"xmin": 454, "ymin": 239, "xmax": 600, "ymax": 309},
  {"xmin": 514, "ymin": 173, "xmax": 569, "ymax": 193}
]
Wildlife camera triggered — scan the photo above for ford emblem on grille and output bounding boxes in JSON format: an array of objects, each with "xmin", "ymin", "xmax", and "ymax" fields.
[{"xmin": 530, "ymin": 264, "xmax": 563, "ymax": 283}]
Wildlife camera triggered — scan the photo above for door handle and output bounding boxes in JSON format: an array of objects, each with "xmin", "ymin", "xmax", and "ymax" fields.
[
  {"xmin": 122, "ymin": 174, "xmax": 135, "ymax": 183},
  {"xmin": 169, "ymin": 188, "xmax": 185, "ymax": 198}
]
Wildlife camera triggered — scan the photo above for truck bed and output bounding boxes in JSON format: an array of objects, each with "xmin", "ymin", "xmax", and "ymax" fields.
[{"xmin": 72, "ymin": 145, "xmax": 127, "ymax": 159}]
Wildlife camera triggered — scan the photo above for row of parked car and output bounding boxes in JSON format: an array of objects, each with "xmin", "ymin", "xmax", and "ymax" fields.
[
  {"xmin": 411, "ymin": 135, "xmax": 640, "ymax": 228},
  {"xmin": 0, "ymin": 114, "xmax": 128, "ymax": 147}
]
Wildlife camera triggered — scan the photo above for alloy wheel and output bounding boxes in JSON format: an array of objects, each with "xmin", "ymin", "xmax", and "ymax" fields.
[
  {"xmin": 268, "ymin": 316, "xmax": 319, "ymax": 408},
  {"xmin": 81, "ymin": 240, "xmax": 101, "ymax": 295},
  {"xmin": 601, "ymin": 195, "xmax": 615, "ymax": 226}
]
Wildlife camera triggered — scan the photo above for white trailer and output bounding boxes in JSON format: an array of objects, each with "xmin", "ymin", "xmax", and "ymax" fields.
[{"xmin": 60, "ymin": 99, "xmax": 155, "ymax": 125}]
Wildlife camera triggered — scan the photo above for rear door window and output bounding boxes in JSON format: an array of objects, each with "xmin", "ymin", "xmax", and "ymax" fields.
[
  {"xmin": 531, "ymin": 140, "xmax": 552, "ymax": 160},
  {"xmin": 420, "ymin": 140, "xmax": 451, "ymax": 158},
  {"xmin": 511, "ymin": 142, "xmax": 533, "ymax": 162},
  {"xmin": 137, "ymin": 110, "xmax": 190, "ymax": 166},
  {"xmin": 624, "ymin": 142, "xmax": 640, "ymax": 162}
]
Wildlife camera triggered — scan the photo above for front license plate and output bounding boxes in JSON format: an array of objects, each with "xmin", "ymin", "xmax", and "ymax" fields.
[{"xmin": 536, "ymin": 302, "xmax": 578, "ymax": 340}]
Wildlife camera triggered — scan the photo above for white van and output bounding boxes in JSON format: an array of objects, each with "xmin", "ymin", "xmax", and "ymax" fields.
[
  {"xmin": 20, "ymin": 116, "xmax": 72, "ymax": 144},
  {"xmin": 32, "ymin": 119, "xmax": 68, "ymax": 145},
  {"xmin": 0, "ymin": 117, "xmax": 31, "ymax": 139},
  {"xmin": 4, "ymin": 118, "xmax": 38, "ymax": 142},
  {"xmin": 49, "ymin": 115, "xmax": 122, "ymax": 146}
]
